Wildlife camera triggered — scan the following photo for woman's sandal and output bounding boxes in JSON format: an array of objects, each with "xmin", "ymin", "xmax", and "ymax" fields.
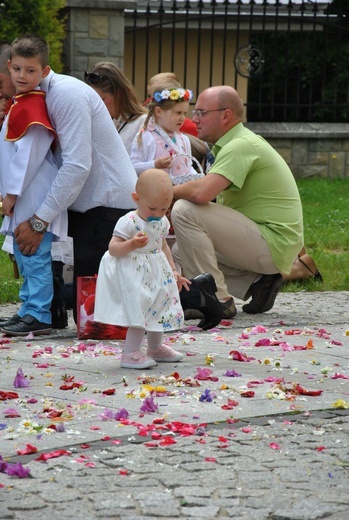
[{"xmin": 297, "ymin": 255, "xmax": 323, "ymax": 281}]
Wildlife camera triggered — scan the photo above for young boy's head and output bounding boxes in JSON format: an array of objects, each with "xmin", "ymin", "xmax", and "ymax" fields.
[{"xmin": 8, "ymin": 34, "xmax": 50, "ymax": 94}]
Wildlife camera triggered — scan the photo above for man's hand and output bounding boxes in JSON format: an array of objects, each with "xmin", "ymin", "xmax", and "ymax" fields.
[{"xmin": 14, "ymin": 220, "xmax": 44, "ymax": 256}]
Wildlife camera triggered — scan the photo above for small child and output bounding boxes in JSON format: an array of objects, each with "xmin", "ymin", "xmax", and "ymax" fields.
[
  {"xmin": 130, "ymin": 86, "xmax": 205, "ymax": 185},
  {"xmin": 94, "ymin": 169, "xmax": 190, "ymax": 369},
  {"xmin": 0, "ymin": 35, "xmax": 67, "ymax": 336}
]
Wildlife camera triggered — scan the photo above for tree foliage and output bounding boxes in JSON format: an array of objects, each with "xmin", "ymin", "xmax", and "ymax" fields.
[{"xmin": 0, "ymin": 0, "xmax": 66, "ymax": 72}]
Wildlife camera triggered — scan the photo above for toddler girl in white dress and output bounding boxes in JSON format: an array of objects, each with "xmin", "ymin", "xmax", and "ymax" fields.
[{"xmin": 94, "ymin": 168, "xmax": 190, "ymax": 369}]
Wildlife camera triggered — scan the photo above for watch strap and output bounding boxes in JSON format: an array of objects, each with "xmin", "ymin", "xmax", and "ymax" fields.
[{"xmin": 28, "ymin": 216, "xmax": 48, "ymax": 234}]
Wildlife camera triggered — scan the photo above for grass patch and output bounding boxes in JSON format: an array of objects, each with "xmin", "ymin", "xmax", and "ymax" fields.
[
  {"xmin": 0, "ymin": 177, "xmax": 348, "ymax": 304},
  {"xmin": 0, "ymin": 236, "xmax": 22, "ymax": 304},
  {"xmin": 283, "ymin": 177, "xmax": 349, "ymax": 293}
]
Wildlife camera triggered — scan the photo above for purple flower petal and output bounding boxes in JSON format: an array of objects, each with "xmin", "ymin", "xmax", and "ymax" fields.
[
  {"xmin": 5, "ymin": 462, "xmax": 31, "ymax": 478},
  {"xmin": 199, "ymin": 389, "xmax": 213, "ymax": 402},
  {"xmin": 115, "ymin": 408, "xmax": 129, "ymax": 420},
  {"xmin": 0, "ymin": 456, "xmax": 31, "ymax": 479},
  {"xmin": 140, "ymin": 396, "xmax": 158, "ymax": 413},
  {"xmin": 224, "ymin": 369, "xmax": 242, "ymax": 377},
  {"xmin": 13, "ymin": 368, "xmax": 30, "ymax": 388},
  {"xmin": 97, "ymin": 408, "xmax": 116, "ymax": 421}
]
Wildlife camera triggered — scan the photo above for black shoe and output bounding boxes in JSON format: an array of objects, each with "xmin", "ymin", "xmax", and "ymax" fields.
[
  {"xmin": 0, "ymin": 314, "xmax": 21, "ymax": 327},
  {"xmin": 184, "ymin": 309, "xmax": 204, "ymax": 320},
  {"xmin": 242, "ymin": 274, "xmax": 283, "ymax": 314},
  {"xmin": 51, "ymin": 305, "xmax": 68, "ymax": 329},
  {"xmin": 184, "ymin": 297, "xmax": 237, "ymax": 321},
  {"xmin": 193, "ymin": 273, "xmax": 223, "ymax": 331},
  {"xmin": 1, "ymin": 314, "xmax": 51, "ymax": 337}
]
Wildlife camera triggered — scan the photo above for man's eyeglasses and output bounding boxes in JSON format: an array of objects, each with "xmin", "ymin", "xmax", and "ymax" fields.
[
  {"xmin": 84, "ymin": 71, "xmax": 109, "ymax": 85},
  {"xmin": 192, "ymin": 108, "xmax": 227, "ymax": 117}
]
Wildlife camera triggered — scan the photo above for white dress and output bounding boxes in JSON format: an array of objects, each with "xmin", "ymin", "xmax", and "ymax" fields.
[{"xmin": 94, "ymin": 211, "xmax": 184, "ymax": 331}]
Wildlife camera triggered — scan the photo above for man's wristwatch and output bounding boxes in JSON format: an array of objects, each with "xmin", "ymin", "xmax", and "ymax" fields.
[{"xmin": 28, "ymin": 215, "xmax": 48, "ymax": 234}]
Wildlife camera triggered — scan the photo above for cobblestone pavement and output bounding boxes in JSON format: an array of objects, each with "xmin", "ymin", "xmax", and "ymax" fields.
[{"xmin": 0, "ymin": 292, "xmax": 349, "ymax": 519}]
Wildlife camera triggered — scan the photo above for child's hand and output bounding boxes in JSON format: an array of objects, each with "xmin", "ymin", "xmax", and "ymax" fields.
[
  {"xmin": 2, "ymin": 194, "xmax": 17, "ymax": 217},
  {"xmin": 155, "ymin": 155, "xmax": 172, "ymax": 170},
  {"xmin": 132, "ymin": 231, "xmax": 149, "ymax": 248},
  {"xmin": 173, "ymin": 270, "xmax": 191, "ymax": 292}
]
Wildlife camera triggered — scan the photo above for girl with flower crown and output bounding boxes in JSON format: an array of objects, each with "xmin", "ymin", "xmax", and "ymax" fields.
[{"xmin": 130, "ymin": 85, "xmax": 205, "ymax": 185}]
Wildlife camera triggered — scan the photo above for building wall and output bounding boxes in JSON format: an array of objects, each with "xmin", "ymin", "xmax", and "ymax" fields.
[
  {"xmin": 64, "ymin": 0, "xmax": 135, "ymax": 79},
  {"xmin": 64, "ymin": 2, "xmax": 349, "ymax": 179}
]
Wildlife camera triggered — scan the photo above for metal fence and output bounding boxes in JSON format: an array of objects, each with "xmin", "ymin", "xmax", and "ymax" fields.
[{"xmin": 124, "ymin": 0, "xmax": 349, "ymax": 122}]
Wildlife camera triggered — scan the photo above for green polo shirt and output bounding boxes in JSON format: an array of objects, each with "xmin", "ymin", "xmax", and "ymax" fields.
[{"xmin": 212, "ymin": 123, "xmax": 303, "ymax": 274}]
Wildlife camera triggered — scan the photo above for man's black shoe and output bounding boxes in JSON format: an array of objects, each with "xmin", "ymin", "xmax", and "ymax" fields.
[
  {"xmin": 51, "ymin": 305, "xmax": 68, "ymax": 329},
  {"xmin": 192, "ymin": 273, "xmax": 223, "ymax": 330},
  {"xmin": 1, "ymin": 314, "xmax": 51, "ymax": 337},
  {"xmin": 184, "ymin": 297, "xmax": 237, "ymax": 321},
  {"xmin": 0, "ymin": 314, "xmax": 21, "ymax": 327},
  {"xmin": 242, "ymin": 274, "xmax": 283, "ymax": 314}
]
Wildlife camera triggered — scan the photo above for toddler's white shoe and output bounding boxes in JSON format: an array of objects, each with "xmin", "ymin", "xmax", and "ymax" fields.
[
  {"xmin": 147, "ymin": 344, "xmax": 183, "ymax": 362},
  {"xmin": 120, "ymin": 351, "xmax": 157, "ymax": 369}
]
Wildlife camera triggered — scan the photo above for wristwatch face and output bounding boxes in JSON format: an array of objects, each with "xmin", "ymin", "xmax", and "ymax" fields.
[{"xmin": 30, "ymin": 217, "xmax": 46, "ymax": 232}]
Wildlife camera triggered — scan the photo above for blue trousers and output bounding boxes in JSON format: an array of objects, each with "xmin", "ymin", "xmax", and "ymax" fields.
[{"xmin": 13, "ymin": 232, "xmax": 53, "ymax": 324}]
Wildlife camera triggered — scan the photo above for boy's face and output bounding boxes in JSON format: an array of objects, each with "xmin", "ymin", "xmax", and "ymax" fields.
[{"xmin": 7, "ymin": 55, "xmax": 50, "ymax": 94}]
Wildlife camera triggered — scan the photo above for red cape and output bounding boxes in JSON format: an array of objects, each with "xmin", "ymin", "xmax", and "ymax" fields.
[
  {"xmin": 5, "ymin": 90, "xmax": 56, "ymax": 141},
  {"xmin": 181, "ymin": 117, "xmax": 198, "ymax": 137}
]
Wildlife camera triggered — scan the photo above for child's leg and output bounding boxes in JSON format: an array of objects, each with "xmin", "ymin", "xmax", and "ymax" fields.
[
  {"xmin": 120, "ymin": 327, "xmax": 157, "ymax": 369},
  {"xmin": 14, "ymin": 232, "xmax": 53, "ymax": 324},
  {"xmin": 147, "ymin": 331, "xmax": 183, "ymax": 363},
  {"xmin": 124, "ymin": 327, "xmax": 146, "ymax": 353}
]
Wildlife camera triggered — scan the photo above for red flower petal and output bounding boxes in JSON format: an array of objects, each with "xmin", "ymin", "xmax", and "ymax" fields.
[
  {"xmin": 35, "ymin": 450, "xmax": 71, "ymax": 462},
  {"xmin": 0, "ymin": 391, "xmax": 19, "ymax": 400},
  {"xmin": 240, "ymin": 390, "xmax": 255, "ymax": 397}
]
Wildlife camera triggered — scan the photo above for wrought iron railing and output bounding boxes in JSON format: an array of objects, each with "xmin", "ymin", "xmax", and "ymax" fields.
[{"xmin": 124, "ymin": 1, "xmax": 349, "ymax": 122}]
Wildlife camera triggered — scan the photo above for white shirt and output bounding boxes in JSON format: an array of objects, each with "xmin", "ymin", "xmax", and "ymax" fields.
[
  {"xmin": 37, "ymin": 71, "xmax": 137, "ymax": 222},
  {"xmin": 114, "ymin": 113, "xmax": 147, "ymax": 155},
  {"xmin": 0, "ymin": 95, "xmax": 67, "ymax": 240}
]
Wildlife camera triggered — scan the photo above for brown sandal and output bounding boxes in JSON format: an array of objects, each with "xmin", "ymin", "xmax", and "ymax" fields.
[
  {"xmin": 282, "ymin": 253, "xmax": 323, "ymax": 282},
  {"xmin": 297, "ymin": 255, "xmax": 323, "ymax": 281}
]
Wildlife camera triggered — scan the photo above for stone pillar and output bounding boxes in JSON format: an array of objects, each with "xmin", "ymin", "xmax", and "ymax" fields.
[{"xmin": 64, "ymin": 0, "xmax": 136, "ymax": 79}]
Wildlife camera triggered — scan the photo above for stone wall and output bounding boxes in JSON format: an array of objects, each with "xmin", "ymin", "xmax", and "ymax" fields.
[
  {"xmin": 247, "ymin": 123, "xmax": 349, "ymax": 179},
  {"xmin": 64, "ymin": 0, "xmax": 136, "ymax": 79}
]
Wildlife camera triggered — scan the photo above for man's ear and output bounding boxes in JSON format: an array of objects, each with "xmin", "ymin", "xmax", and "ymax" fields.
[{"xmin": 42, "ymin": 65, "xmax": 51, "ymax": 79}]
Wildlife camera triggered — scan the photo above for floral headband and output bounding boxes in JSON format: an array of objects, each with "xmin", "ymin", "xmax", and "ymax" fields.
[{"xmin": 153, "ymin": 88, "xmax": 194, "ymax": 103}]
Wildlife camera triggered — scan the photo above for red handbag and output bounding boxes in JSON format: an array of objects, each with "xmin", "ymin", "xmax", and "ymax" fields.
[{"xmin": 76, "ymin": 275, "xmax": 127, "ymax": 340}]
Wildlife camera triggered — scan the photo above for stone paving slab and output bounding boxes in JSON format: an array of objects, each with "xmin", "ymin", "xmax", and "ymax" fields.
[{"xmin": 0, "ymin": 291, "xmax": 349, "ymax": 519}]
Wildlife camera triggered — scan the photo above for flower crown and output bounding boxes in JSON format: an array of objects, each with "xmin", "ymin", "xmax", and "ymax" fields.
[{"xmin": 153, "ymin": 88, "xmax": 194, "ymax": 103}]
